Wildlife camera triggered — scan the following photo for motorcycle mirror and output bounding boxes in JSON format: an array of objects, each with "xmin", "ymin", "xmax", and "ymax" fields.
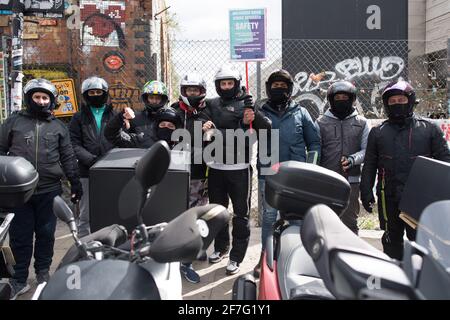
[
  {"xmin": 53, "ymin": 196, "xmax": 77, "ymax": 233},
  {"xmin": 53, "ymin": 196, "xmax": 74, "ymax": 224},
  {"xmin": 135, "ymin": 140, "xmax": 171, "ymax": 192}
]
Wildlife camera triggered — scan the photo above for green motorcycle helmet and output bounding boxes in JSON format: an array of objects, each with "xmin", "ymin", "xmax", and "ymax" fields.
[{"xmin": 141, "ymin": 80, "xmax": 169, "ymax": 113}]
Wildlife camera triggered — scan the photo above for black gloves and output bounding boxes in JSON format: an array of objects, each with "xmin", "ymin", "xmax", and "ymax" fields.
[
  {"xmin": 362, "ymin": 193, "xmax": 375, "ymax": 213},
  {"xmin": 70, "ymin": 181, "xmax": 83, "ymax": 204},
  {"xmin": 243, "ymin": 95, "xmax": 254, "ymax": 109}
]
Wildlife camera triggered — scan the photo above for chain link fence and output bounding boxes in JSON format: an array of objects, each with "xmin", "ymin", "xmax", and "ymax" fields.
[
  {"xmin": 168, "ymin": 38, "xmax": 448, "ymax": 225},
  {"xmin": 6, "ymin": 36, "xmax": 449, "ymax": 226}
]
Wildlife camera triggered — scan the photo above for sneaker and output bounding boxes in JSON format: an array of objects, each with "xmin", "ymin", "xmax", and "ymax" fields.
[
  {"xmin": 226, "ymin": 260, "xmax": 240, "ymax": 275},
  {"xmin": 36, "ymin": 269, "xmax": 50, "ymax": 284},
  {"xmin": 198, "ymin": 252, "xmax": 207, "ymax": 261},
  {"xmin": 208, "ymin": 251, "xmax": 227, "ymax": 264},
  {"xmin": 180, "ymin": 263, "xmax": 200, "ymax": 284},
  {"xmin": 9, "ymin": 280, "xmax": 30, "ymax": 300}
]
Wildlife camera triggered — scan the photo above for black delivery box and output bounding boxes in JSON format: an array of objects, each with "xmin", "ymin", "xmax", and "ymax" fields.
[
  {"xmin": 399, "ymin": 156, "xmax": 450, "ymax": 222},
  {"xmin": 89, "ymin": 148, "xmax": 189, "ymax": 232},
  {"xmin": 0, "ymin": 156, "xmax": 38, "ymax": 210},
  {"xmin": 265, "ymin": 161, "xmax": 351, "ymax": 219}
]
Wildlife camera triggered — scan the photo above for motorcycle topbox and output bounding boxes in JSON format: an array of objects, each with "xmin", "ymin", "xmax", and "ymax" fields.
[
  {"xmin": 265, "ymin": 161, "xmax": 351, "ymax": 219},
  {"xmin": 0, "ymin": 156, "xmax": 38, "ymax": 209}
]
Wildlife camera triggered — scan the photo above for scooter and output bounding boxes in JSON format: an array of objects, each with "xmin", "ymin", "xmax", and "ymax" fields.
[
  {"xmin": 234, "ymin": 161, "xmax": 353, "ymax": 300},
  {"xmin": 300, "ymin": 158, "xmax": 450, "ymax": 300},
  {"xmin": 0, "ymin": 156, "xmax": 39, "ymax": 300},
  {"xmin": 33, "ymin": 141, "xmax": 230, "ymax": 300}
]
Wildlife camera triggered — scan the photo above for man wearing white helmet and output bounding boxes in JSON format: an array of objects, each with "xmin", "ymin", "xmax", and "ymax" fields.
[
  {"xmin": 0, "ymin": 78, "xmax": 81, "ymax": 299},
  {"xmin": 205, "ymin": 65, "xmax": 271, "ymax": 275},
  {"xmin": 170, "ymin": 72, "xmax": 213, "ymax": 283},
  {"xmin": 69, "ymin": 76, "xmax": 115, "ymax": 237}
]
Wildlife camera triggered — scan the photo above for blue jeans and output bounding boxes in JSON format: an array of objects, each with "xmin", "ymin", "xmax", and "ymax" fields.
[
  {"xmin": 259, "ymin": 179, "xmax": 278, "ymax": 251},
  {"xmin": 9, "ymin": 190, "xmax": 60, "ymax": 283}
]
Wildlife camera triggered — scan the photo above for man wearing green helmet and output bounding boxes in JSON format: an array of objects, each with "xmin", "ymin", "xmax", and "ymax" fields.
[{"xmin": 104, "ymin": 80, "xmax": 169, "ymax": 148}]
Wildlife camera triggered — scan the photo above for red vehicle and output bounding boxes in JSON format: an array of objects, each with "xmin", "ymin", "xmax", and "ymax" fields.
[{"xmin": 233, "ymin": 161, "xmax": 351, "ymax": 300}]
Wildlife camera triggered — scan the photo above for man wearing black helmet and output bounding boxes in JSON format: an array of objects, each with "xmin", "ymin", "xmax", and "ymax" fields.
[
  {"xmin": 0, "ymin": 78, "xmax": 81, "ymax": 299},
  {"xmin": 253, "ymin": 69, "xmax": 321, "ymax": 277},
  {"xmin": 360, "ymin": 79, "xmax": 450, "ymax": 260},
  {"xmin": 104, "ymin": 80, "xmax": 169, "ymax": 148},
  {"xmin": 69, "ymin": 76, "xmax": 115, "ymax": 237},
  {"xmin": 317, "ymin": 80, "xmax": 370, "ymax": 234},
  {"xmin": 153, "ymin": 106, "xmax": 182, "ymax": 147},
  {"xmin": 206, "ymin": 65, "xmax": 271, "ymax": 276}
]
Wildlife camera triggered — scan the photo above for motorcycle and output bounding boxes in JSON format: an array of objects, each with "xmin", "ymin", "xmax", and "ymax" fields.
[
  {"xmin": 0, "ymin": 156, "xmax": 39, "ymax": 300},
  {"xmin": 33, "ymin": 141, "xmax": 230, "ymax": 300},
  {"xmin": 234, "ymin": 160, "xmax": 352, "ymax": 300}
]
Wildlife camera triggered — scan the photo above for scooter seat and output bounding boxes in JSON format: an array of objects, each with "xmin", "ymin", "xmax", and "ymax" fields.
[
  {"xmin": 277, "ymin": 224, "xmax": 333, "ymax": 299},
  {"xmin": 301, "ymin": 204, "xmax": 388, "ymax": 261},
  {"xmin": 58, "ymin": 224, "xmax": 128, "ymax": 269}
]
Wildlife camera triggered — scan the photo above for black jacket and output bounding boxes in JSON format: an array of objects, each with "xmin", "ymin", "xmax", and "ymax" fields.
[
  {"xmin": 206, "ymin": 94, "xmax": 272, "ymax": 165},
  {"xmin": 104, "ymin": 109, "xmax": 156, "ymax": 149},
  {"xmin": 69, "ymin": 104, "xmax": 115, "ymax": 177},
  {"xmin": 360, "ymin": 116, "xmax": 450, "ymax": 202},
  {"xmin": 0, "ymin": 110, "xmax": 80, "ymax": 194},
  {"xmin": 171, "ymin": 101, "xmax": 212, "ymax": 179}
]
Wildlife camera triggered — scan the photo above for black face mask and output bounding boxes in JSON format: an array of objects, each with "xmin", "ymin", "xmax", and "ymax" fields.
[
  {"xmin": 386, "ymin": 103, "xmax": 412, "ymax": 124},
  {"xmin": 269, "ymin": 87, "xmax": 290, "ymax": 105},
  {"xmin": 187, "ymin": 96, "xmax": 205, "ymax": 109},
  {"xmin": 85, "ymin": 93, "xmax": 107, "ymax": 108},
  {"xmin": 219, "ymin": 89, "xmax": 237, "ymax": 100},
  {"xmin": 156, "ymin": 127, "xmax": 175, "ymax": 144},
  {"xmin": 330, "ymin": 101, "xmax": 355, "ymax": 120},
  {"xmin": 27, "ymin": 100, "xmax": 53, "ymax": 119}
]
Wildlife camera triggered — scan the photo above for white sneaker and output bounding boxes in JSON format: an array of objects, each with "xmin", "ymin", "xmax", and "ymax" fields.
[
  {"xmin": 208, "ymin": 251, "xmax": 227, "ymax": 264},
  {"xmin": 226, "ymin": 260, "xmax": 240, "ymax": 275}
]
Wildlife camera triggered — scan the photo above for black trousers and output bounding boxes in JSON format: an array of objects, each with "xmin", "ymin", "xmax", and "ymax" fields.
[
  {"xmin": 208, "ymin": 167, "xmax": 252, "ymax": 263},
  {"xmin": 9, "ymin": 190, "xmax": 61, "ymax": 283},
  {"xmin": 378, "ymin": 196, "xmax": 416, "ymax": 260}
]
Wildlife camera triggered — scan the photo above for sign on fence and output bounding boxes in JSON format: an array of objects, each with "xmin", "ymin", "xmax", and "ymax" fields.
[
  {"xmin": 0, "ymin": 0, "xmax": 64, "ymax": 17},
  {"xmin": 229, "ymin": 8, "xmax": 266, "ymax": 61},
  {"xmin": 51, "ymin": 79, "xmax": 78, "ymax": 117}
]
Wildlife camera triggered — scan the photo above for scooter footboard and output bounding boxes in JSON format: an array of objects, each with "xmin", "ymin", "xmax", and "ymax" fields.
[{"xmin": 232, "ymin": 274, "xmax": 257, "ymax": 300}]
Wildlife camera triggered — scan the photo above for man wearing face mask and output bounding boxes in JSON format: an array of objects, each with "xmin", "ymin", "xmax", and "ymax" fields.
[
  {"xmin": 360, "ymin": 80, "xmax": 450, "ymax": 260},
  {"xmin": 206, "ymin": 65, "xmax": 271, "ymax": 276},
  {"xmin": 69, "ymin": 76, "xmax": 115, "ymax": 237},
  {"xmin": 153, "ymin": 106, "xmax": 182, "ymax": 147},
  {"xmin": 104, "ymin": 80, "xmax": 169, "ymax": 148},
  {"xmin": 316, "ymin": 80, "xmax": 370, "ymax": 234},
  {"xmin": 170, "ymin": 73, "xmax": 212, "ymax": 283},
  {"xmin": 0, "ymin": 78, "xmax": 81, "ymax": 299},
  {"xmin": 253, "ymin": 69, "xmax": 321, "ymax": 277}
]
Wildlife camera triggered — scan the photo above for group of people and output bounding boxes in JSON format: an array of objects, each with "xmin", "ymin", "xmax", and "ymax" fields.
[{"xmin": 1, "ymin": 64, "xmax": 449, "ymax": 299}]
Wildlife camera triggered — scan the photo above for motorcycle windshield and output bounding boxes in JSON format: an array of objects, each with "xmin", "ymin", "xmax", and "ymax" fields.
[{"xmin": 415, "ymin": 203, "xmax": 450, "ymax": 273}]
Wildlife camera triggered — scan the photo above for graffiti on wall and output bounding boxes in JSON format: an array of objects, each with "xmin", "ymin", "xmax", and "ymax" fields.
[
  {"xmin": 292, "ymin": 56, "xmax": 406, "ymax": 119},
  {"xmin": 109, "ymin": 81, "xmax": 141, "ymax": 111},
  {"xmin": 103, "ymin": 51, "xmax": 125, "ymax": 73},
  {"xmin": 80, "ymin": 0, "xmax": 126, "ymax": 48}
]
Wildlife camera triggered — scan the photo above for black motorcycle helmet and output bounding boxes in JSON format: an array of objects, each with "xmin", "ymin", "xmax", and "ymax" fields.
[
  {"xmin": 326, "ymin": 80, "xmax": 357, "ymax": 120},
  {"xmin": 155, "ymin": 107, "xmax": 182, "ymax": 129},
  {"xmin": 265, "ymin": 69, "xmax": 294, "ymax": 103},
  {"xmin": 382, "ymin": 80, "xmax": 416, "ymax": 122}
]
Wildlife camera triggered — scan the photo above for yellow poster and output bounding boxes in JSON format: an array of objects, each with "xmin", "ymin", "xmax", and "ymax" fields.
[{"xmin": 51, "ymin": 79, "xmax": 78, "ymax": 117}]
